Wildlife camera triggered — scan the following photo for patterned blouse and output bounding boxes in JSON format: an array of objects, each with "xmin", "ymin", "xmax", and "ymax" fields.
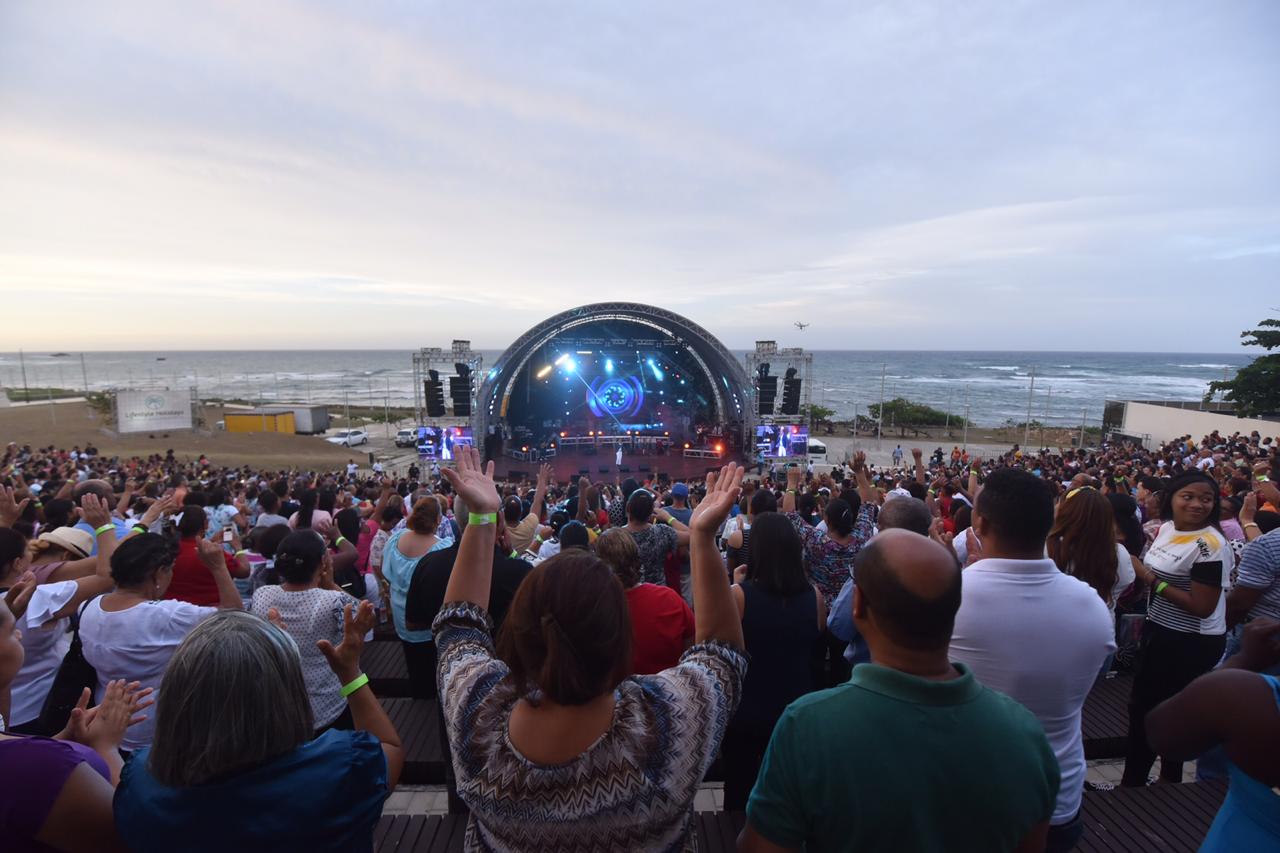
[
  {"xmin": 433, "ymin": 601, "xmax": 747, "ymax": 852},
  {"xmin": 788, "ymin": 505, "xmax": 877, "ymax": 606}
]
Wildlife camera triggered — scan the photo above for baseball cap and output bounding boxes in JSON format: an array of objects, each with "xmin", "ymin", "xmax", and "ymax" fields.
[
  {"xmin": 886, "ymin": 488, "xmax": 913, "ymax": 501},
  {"xmin": 671, "ymin": 483, "xmax": 690, "ymax": 499},
  {"xmin": 37, "ymin": 526, "xmax": 95, "ymax": 559}
]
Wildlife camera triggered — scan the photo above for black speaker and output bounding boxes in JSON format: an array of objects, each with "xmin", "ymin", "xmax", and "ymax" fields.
[
  {"xmin": 425, "ymin": 370, "xmax": 446, "ymax": 417},
  {"xmin": 780, "ymin": 369, "xmax": 801, "ymax": 415},
  {"xmin": 450, "ymin": 364, "xmax": 472, "ymax": 417},
  {"xmin": 757, "ymin": 376, "xmax": 777, "ymax": 416}
]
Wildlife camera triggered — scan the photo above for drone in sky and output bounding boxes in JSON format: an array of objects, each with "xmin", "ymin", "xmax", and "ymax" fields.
[{"xmin": 794, "ymin": 321, "xmax": 809, "ymax": 331}]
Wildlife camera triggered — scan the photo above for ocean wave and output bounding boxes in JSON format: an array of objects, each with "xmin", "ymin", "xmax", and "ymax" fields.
[
  {"xmin": 977, "ymin": 366, "xmax": 1020, "ymax": 371},
  {"xmin": 1175, "ymin": 363, "xmax": 1232, "ymax": 370}
]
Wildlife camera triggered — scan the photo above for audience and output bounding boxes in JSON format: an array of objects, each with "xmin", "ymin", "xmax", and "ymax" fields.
[
  {"xmin": 949, "ymin": 469, "xmax": 1116, "ymax": 852},
  {"xmin": 723, "ymin": 511, "xmax": 823, "ymax": 812},
  {"xmin": 738, "ymin": 531, "xmax": 1060, "ymax": 852},
  {"xmin": 0, "ymin": 428, "xmax": 1276, "ymax": 850},
  {"xmin": 113, "ymin": 604, "xmax": 402, "ymax": 851},
  {"xmin": 432, "ymin": 452, "xmax": 745, "ymax": 849}
]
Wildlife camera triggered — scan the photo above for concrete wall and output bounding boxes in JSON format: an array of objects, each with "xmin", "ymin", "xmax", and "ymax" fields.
[{"xmin": 1120, "ymin": 401, "xmax": 1280, "ymax": 448}]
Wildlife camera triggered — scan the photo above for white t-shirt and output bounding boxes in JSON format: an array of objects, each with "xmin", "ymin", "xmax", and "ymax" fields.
[
  {"xmin": 80, "ymin": 597, "xmax": 217, "ymax": 750},
  {"xmin": 8, "ymin": 580, "xmax": 77, "ymax": 726},
  {"xmin": 1110, "ymin": 543, "xmax": 1136, "ymax": 612},
  {"xmin": 950, "ymin": 558, "xmax": 1116, "ymax": 825},
  {"xmin": 250, "ymin": 586, "xmax": 348, "ymax": 728},
  {"xmin": 1142, "ymin": 523, "xmax": 1232, "ymax": 636}
]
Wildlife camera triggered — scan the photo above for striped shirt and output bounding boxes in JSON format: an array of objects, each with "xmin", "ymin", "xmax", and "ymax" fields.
[
  {"xmin": 433, "ymin": 601, "xmax": 746, "ymax": 852},
  {"xmin": 1142, "ymin": 522, "xmax": 1232, "ymax": 636},
  {"xmin": 1236, "ymin": 528, "xmax": 1280, "ymax": 621}
]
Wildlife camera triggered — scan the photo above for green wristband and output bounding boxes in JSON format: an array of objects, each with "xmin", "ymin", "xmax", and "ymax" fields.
[
  {"xmin": 468, "ymin": 512, "xmax": 497, "ymax": 526},
  {"xmin": 1154, "ymin": 581, "xmax": 1169, "ymax": 596},
  {"xmin": 340, "ymin": 672, "xmax": 369, "ymax": 698},
  {"xmin": 132, "ymin": 524, "xmax": 148, "ymax": 534},
  {"xmin": 335, "ymin": 536, "xmax": 349, "ymax": 547},
  {"xmin": 94, "ymin": 523, "xmax": 114, "ymax": 536}
]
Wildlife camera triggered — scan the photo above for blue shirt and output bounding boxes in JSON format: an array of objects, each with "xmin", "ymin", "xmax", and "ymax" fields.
[
  {"xmin": 383, "ymin": 528, "xmax": 453, "ymax": 643},
  {"xmin": 72, "ymin": 517, "xmax": 130, "ymax": 556},
  {"xmin": 114, "ymin": 730, "xmax": 388, "ymax": 853},
  {"xmin": 826, "ymin": 578, "xmax": 871, "ymax": 667}
]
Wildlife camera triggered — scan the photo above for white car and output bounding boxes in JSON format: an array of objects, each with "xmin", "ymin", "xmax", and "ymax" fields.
[{"xmin": 326, "ymin": 429, "xmax": 368, "ymax": 447}]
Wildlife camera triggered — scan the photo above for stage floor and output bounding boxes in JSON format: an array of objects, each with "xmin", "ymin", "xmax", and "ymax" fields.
[{"xmin": 492, "ymin": 450, "xmax": 741, "ymax": 485}]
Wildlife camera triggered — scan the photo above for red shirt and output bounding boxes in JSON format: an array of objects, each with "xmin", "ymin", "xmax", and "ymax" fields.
[
  {"xmin": 165, "ymin": 538, "xmax": 237, "ymax": 606},
  {"xmin": 625, "ymin": 583, "xmax": 694, "ymax": 676}
]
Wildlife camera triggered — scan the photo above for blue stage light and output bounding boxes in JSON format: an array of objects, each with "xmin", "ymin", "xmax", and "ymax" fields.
[{"xmin": 605, "ymin": 359, "xmax": 614, "ymax": 374}]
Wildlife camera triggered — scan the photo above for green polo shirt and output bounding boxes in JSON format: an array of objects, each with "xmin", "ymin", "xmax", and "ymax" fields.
[{"xmin": 746, "ymin": 662, "xmax": 1059, "ymax": 852}]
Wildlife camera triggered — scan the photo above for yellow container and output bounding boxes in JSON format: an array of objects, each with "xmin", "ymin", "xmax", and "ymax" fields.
[{"xmin": 224, "ymin": 411, "xmax": 296, "ymax": 434}]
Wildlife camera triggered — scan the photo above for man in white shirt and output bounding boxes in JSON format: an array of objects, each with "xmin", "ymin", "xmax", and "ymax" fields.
[{"xmin": 949, "ymin": 469, "xmax": 1115, "ymax": 853}]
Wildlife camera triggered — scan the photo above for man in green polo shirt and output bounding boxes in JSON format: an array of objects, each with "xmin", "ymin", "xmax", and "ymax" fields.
[{"xmin": 738, "ymin": 530, "xmax": 1059, "ymax": 853}]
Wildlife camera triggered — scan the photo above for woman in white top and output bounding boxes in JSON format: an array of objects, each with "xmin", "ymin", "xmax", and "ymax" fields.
[
  {"xmin": 250, "ymin": 530, "xmax": 354, "ymax": 734},
  {"xmin": 80, "ymin": 532, "xmax": 242, "ymax": 752},
  {"xmin": 1121, "ymin": 471, "xmax": 1232, "ymax": 787},
  {"xmin": 1, "ymin": 495, "xmax": 166, "ymax": 734}
]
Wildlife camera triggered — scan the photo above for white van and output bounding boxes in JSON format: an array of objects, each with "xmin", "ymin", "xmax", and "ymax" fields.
[{"xmin": 807, "ymin": 439, "xmax": 827, "ymax": 463}]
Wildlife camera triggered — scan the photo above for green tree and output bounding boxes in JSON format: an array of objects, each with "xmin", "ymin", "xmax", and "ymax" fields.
[
  {"xmin": 867, "ymin": 397, "xmax": 968, "ymax": 427},
  {"xmin": 1205, "ymin": 318, "xmax": 1280, "ymax": 417},
  {"xmin": 801, "ymin": 403, "xmax": 836, "ymax": 429}
]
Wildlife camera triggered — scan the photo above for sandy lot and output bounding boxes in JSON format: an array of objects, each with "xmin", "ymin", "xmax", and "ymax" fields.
[{"xmin": 0, "ymin": 401, "xmax": 378, "ymax": 471}]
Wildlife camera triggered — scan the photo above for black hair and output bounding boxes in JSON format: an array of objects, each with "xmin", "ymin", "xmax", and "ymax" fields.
[
  {"xmin": 41, "ymin": 498, "xmax": 75, "ymax": 531},
  {"xmin": 317, "ymin": 489, "xmax": 337, "ymax": 515},
  {"xmin": 825, "ymin": 498, "xmax": 855, "ymax": 537},
  {"xmin": 746, "ymin": 513, "xmax": 808, "ymax": 596},
  {"xmin": 621, "ymin": 478, "xmax": 640, "ymax": 500},
  {"xmin": 296, "ymin": 489, "xmax": 317, "ymax": 529},
  {"xmin": 257, "ymin": 490, "xmax": 279, "ymax": 514},
  {"xmin": 559, "ymin": 521, "xmax": 590, "ymax": 551},
  {"xmin": 547, "ymin": 510, "xmax": 569, "ymax": 538},
  {"xmin": 210, "ymin": 487, "xmax": 229, "ymax": 507},
  {"xmin": 1106, "ymin": 493, "xmax": 1145, "ymax": 556},
  {"xmin": 111, "ymin": 533, "xmax": 178, "ymax": 587},
  {"xmin": 0, "ymin": 527, "xmax": 28, "ymax": 576},
  {"xmin": 274, "ymin": 530, "xmax": 327, "ymax": 585},
  {"xmin": 379, "ymin": 503, "xmax": 404, "ymax": 525},
  {"xmin": 252, "ymin": 524, "xmax": 291, "ymax": 559},
  {"xmin": 749, "ymin": 488, "xmax": 778, "ymax": 517},
  {"xmin": 626, "ymin": 490, "xmax": 655, "ymax": 524},
  {"xmin": 1159, "ymin": 471, "xmax": 1221, "ymax": 528},
  {"xmin": 334, "ymin": 507, "xmax": 361, "ymax": 543},
  {"xmin": 974, "ymin": 468, "xmax": 1054, "ymax": 552},
  {"xmin": 854, "ymin": 536, "xmax": 961, "ymax": 650},
  {"xmin": 503, "ymin": 495, "xmax": 524, "ymax": 525},
  {"xmin": 904, "ymin": 481, "xmax": 927, "ymax": 501},
  {"xmin": 177, "ymin": 504, "xmax": 208, "ymax": 538}
]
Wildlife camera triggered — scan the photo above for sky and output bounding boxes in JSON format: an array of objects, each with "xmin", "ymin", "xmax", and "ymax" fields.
[{"xmin": 1, "ymin": 1, "xmax": 1277, "ymax": 352}]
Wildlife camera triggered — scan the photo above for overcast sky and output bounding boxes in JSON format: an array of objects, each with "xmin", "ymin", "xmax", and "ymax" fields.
[{"xmin": 1, "ymin": 1, "xmax": 1277, "ymax": 351}]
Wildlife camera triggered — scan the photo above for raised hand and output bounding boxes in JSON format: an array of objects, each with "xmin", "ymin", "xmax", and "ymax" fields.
[
  {"xmin": 689, "ymin": 464, "xmax": 744, "ymax": 536},
  {"xmin": 0, "ymin": 486, "xmax": 30, "ymax": 528},
  {"xmin": 58, "ymin": 681, "xmax": 154, "ymax": 751},
  {"xmin": 196, "ymin": 537, "xmax": 229, "ymax": 573},
  {"xmin": 440, "ymin": 446, "xmax": 500, "ymax": 515},
  {"xmin": 317, "ymin": 600, "xmax": 377, "ymax": 682},
  {"xmin": 1240, "ymin": 491, "xmax": 1257, "ymax": 527},
  {"xmin": 964, "ymin": 528, "xmax": 984, "ymax": 566},
  {"xmin": 80, "ymin": 493, "xmax": 112, "ymax": 530},
  {"xmin": 537, "ymin": 463, "xmax": 552, "ymax": 488},
  {"xmin": 3, "ymin": 570, "xmax": 37, "ymax": 622},
  {"xmin": 139, "ymin": 494, "xmax": 175, "ymax": 527}
]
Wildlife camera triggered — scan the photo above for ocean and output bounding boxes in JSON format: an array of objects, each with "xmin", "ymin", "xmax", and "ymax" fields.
[{"xmin": 0, "ymin": 350, "xmax": 1249, "ymax": 428}]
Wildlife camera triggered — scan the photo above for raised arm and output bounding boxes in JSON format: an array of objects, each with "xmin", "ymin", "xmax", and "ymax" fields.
[
  {"xmin": 688, "ymin": 465, "xmax": 746, "ymax": 649},
  {"xmin": 440, "ymin": 447, "xmax": 500, "ymax": 609},
  {"xmin": 912, "ymin": 448, "xmax": 926, "ymax": 485},
  {"xmin": 196, "ymin": 538, "xmax": 244, "ymax": 609},
  {"xmin": 317, "ymin": 601, "xmax": 404, "ymax": 789},
  {"xmin": 782, "ymin": 466, "xmax": 800, "ymax": 514},
  {"xmin": 530, "ymin": 463, "xmax": 551, "ymax": 523}
]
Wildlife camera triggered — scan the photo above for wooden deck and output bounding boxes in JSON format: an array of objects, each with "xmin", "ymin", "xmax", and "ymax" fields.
[
  {"xmin": 374, "ymin": 781, "xmax": 1226, "ymax": 852},
  {"xmin": 380, "ymin": 697, "xmax": 448, "ymax": 784},
  {"xmin": 1082, "ymin": 672, "xmax": 1132, "ymax": 760},
  {"xmin": 364, "ymin": 641, "xmax": 412, "ymax": 697}
]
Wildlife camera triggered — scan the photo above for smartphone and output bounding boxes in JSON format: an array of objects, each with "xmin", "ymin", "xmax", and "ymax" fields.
[{"xmin": 222, "ymin": 528, "xmax": 234, "ymax": 544}]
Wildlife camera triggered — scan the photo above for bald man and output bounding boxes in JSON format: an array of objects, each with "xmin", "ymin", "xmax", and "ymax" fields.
[
  {"xmin": 71, "ymin": 479, "xmax": 131, "ymax": 555},
  {"xmin": 739, "ymin": 531, "xmax": 1060, "ymax": 853}
]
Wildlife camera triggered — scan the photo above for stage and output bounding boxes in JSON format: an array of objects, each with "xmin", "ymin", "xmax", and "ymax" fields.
[{"xmin": 491, "ymin": 447, "xmax": 741, "ymax": 485}]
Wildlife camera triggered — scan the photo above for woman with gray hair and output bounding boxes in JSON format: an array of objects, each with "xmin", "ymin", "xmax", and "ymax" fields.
[{"xmin": 113, "ymin": 601, "xmax": 403, "ymax": 852}]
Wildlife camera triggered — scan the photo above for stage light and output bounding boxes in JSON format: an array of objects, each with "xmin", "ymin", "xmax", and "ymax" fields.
[
  {"xmin": 522, "ymin": 446, "xmax": 528, "ymax": 452},
  {"xmin": 576, "ymin": 351, "xmax": 592, "ymax": 355},
  {"xmin": 648, "ymin": 360, "xmax": 664, "ymax": 381},
  {"xmin": 554, "ymin": 354, "xmax": 570, "ymax": 366},
  {"xmin": 605, "ymin": 359, "xmax": 614, "ymax": 373},
  {"xmin": 560, "ymin": 431, "xmax": 566, "ymax": 438},
  {"xmin": 536, "ymin": 365, "xmax": 552, "ymax": 379},
  {"xmin": 588, "ymin": 430, "xmax": 594, "ymax": 436},
  {"xmin": 664, "ymin": 431, "xmax": 669, "ymax": 436},
  {"xmin": 564, "ymin": 359, "xmax": 576, "ymax": 373},
  {"xmin": 684, "ymin": 442, "xmax": 690, "ymax": 449},
  {"xmin": 715, "ymin": 444, "xmax": 723, "ymax": 453}
]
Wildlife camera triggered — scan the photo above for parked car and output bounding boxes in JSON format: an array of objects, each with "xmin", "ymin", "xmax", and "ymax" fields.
[
  {"xmin": 395, "ymin": 428, "xmax": 417, "ymax": 448},
  {"xmin": 326, "ymin": 429, "xmax": 368, "ymax": 447}
]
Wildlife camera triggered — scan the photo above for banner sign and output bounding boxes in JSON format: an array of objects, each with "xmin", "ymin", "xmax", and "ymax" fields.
[{"xmin": 116, "ymin": 389, "xmax": 193, "ymax": 433}]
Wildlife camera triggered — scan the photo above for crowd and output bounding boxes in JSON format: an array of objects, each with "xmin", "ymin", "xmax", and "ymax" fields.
[{"xmin": 0, "ymin": 426, "xmax": 1277, "ymax": 851}]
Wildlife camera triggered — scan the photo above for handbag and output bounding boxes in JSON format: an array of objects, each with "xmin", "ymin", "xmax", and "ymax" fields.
[{"xmin": 36, "ymin": 598, "xmax": 99, "ymax": 735}]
